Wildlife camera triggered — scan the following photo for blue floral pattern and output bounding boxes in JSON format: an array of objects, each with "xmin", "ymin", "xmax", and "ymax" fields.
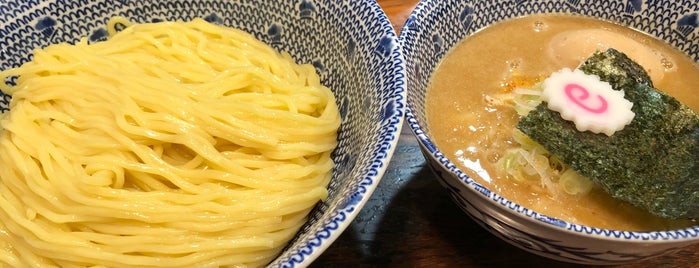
[
  {"xmin": 401, "ymin": 0, "xmax": 699, "ymax": 265},
  {"xmin": 0, "ymin": 0, "xmax": 406, "ymax": 267}
]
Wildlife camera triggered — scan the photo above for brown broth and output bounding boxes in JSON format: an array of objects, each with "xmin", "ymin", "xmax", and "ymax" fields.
[{"xmin": 426, "ymin": 14, "xmax": 698, "ymax": 231}]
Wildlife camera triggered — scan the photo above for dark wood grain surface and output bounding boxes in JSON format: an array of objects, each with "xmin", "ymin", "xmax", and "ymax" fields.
[{"xmin": 311, "ymin": 1, "xmax": 699, "ymax": 267}]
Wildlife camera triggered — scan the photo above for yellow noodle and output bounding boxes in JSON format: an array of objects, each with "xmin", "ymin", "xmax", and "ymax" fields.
[{"xmin": 0, "ymin": 17, "xmax": 340, "ymax": 267}]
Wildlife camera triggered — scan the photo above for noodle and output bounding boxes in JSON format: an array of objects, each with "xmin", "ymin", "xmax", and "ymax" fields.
[{"xmin": 0, "ymin": 18, "xmax": 340, "ymax": 267}]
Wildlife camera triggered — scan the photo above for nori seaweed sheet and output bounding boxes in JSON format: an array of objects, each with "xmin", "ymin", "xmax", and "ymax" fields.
[{"xmin": 517, "ymin": 49, "xmax": 699, "ymax": 219}]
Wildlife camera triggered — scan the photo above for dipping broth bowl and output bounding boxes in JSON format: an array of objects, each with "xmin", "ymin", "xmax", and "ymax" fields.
[
  {"xmin": 400, "ymin": 0, "xmax": 699, "ymax": 265},
  {"xmin": 0, "ymin": 0, "xmax": 405, "ymax": 267}
]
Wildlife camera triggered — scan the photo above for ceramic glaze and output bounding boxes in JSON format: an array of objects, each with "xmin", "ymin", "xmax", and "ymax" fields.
[
  {"xmin": 400, "ymin": 0, "xmax": 699, "ymax": 265},
  {"xmin": 0, "ymin": 0, "xmax": 406, "ymax": 267}
]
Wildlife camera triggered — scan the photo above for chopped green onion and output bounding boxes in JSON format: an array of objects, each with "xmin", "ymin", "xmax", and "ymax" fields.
[{"xmin": 559, "ymin": 168, "xmax": 594, "ymax": 195}]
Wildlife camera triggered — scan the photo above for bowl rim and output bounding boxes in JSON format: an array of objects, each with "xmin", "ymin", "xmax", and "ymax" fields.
[
  {"xmin": 399, "ymin": 0, "xmax": 699, "ymax": 243},
  {"xmin": 269, "ymin": 0, "xmax": 408, "ymax": 267}
]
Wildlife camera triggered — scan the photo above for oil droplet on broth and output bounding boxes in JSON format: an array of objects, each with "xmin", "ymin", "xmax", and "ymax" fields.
[
  {"xmin": 506, "ymin": 58, "xmax": 523, "ymax": 72},
  {"xmin": 487, "ymin": 151, "xmax": 501, "ymax": 164},
  {"xmin": 661, "ymin": 56, "xmax": 675, "ymax": 71},
  {"xmin": 533, "ymin": 20, "xmax": 548, "ymax": 32}
]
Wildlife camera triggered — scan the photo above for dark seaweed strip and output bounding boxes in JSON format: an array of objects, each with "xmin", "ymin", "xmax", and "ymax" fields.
[{"xmin": 517, "ymin": 49, "xmax": 699, "ymax": 219}]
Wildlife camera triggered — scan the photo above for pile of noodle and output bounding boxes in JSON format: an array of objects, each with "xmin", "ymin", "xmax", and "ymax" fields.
[{"xmin": 0, "ymin": 18, "xmax": 340, "ymax": 267}]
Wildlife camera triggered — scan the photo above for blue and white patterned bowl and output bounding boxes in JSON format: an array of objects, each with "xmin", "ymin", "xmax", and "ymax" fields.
[
  {"xmin": 0, "ymin": 0, "xmax": 405, "ymax": 267},
  {"xmin": 400, "ymin": 0, "xmax": 699, "ymax": 265}
]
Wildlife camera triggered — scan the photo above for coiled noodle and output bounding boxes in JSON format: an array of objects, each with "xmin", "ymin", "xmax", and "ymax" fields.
[{"xmin": 0, "ymin": 18, "xmax": 340, "ymax": 267}]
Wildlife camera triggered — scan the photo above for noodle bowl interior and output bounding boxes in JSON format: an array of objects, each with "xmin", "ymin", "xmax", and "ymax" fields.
[{"xmin": 426, "ymin": 14, "xmax": 698, "ymax": 231}]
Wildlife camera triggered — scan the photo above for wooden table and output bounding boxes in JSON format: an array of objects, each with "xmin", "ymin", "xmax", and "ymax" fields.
[{"xmin": 311, "ymin": 0, "xmax": 699, "ymax": 267}]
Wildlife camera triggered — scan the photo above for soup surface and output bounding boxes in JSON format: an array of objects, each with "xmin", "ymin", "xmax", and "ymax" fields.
[{"xmin": 426, "ymin": 14, "xmax": 698, "ymax": 231}]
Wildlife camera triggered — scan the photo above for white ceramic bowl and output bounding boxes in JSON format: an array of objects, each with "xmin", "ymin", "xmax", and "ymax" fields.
[
  {"xmin": 0, "ymin": 0, "xmax": 406, "ymax": 267},
  {"xmin": 400, "ymin": 0, "xmax": 699, "ymax": 265}
]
